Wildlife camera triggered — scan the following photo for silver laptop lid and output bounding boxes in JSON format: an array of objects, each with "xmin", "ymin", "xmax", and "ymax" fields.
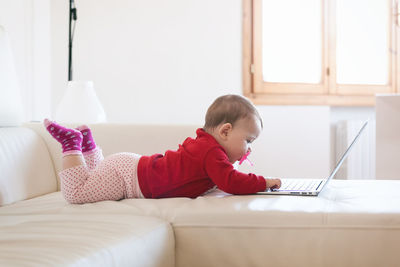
[{"xmin": 319, "ymin": 120, "xmax": 369, "ymax": 191}]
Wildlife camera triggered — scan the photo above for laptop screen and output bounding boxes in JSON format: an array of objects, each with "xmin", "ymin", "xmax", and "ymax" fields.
[{"xmin": 323, "ymin": 120, "xmax": 369, "ymax": 187}]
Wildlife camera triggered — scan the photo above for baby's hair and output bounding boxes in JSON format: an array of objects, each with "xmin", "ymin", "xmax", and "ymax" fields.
[{"xmin": 204, "ymin": 94, "xmax": 263, "ymax": 130}]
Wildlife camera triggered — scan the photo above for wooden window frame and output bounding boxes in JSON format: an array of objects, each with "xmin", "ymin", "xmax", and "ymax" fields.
[{"xmin": 243, "ymin": 0, "xmax": 400, "ymax": 106}]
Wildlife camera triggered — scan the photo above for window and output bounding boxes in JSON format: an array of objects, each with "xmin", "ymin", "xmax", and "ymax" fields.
[{"xmin": 243, "ymin": 0, "xmax": 399, "ymax": 106}]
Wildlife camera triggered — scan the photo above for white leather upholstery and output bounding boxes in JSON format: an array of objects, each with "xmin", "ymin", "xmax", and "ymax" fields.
[
  {"xmin": 170, "ymin": 180, "xmax": 400, "ymax": 267},
  {"xmin": 0, "ymin": 127, "xmax": 57, "ymax": 206},
  {"xmin": 1, "ymin": 180, "xmax": 400, "ymax": 267},
  {"xmin": 2, "ymin": 123, "xmax": 400, "ymax": 267},
  {"xmin": 0, "ymin": 213, "xmax": 175, "ymax": 267}
]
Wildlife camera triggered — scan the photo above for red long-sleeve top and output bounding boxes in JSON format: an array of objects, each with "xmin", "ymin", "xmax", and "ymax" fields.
[{"xmin": 137, "ymin": 128, "xmax": 267, "ymax": 198}]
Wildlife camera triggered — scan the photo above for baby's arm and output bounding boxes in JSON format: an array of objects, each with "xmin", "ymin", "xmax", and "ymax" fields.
[{"xmin": 265, "ymin": 178, "xmax": 281, "ymax": 190}]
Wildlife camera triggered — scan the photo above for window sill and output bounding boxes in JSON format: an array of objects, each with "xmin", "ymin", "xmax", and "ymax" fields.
[{"xmin": 245, "ymin": 93, "xmax": 376, "ymax": 106}]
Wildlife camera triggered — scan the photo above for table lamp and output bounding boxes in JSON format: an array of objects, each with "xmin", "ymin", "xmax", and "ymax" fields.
[
  {"xmin": 55, "ymin": 0, "xmax": 107, "ymax": 124},
  {"xmin": 55, "ymin": 81, "xmax": 107, "ymax": 124}
]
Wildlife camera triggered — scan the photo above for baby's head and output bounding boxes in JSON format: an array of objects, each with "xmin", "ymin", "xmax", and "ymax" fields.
[
  {"xmin": 204, "ymin": 94, "xmax": 263, "ymax": 163},
  {"xmin": 204, "ymin": 94, "xmax": 263, "ymax": 131}
]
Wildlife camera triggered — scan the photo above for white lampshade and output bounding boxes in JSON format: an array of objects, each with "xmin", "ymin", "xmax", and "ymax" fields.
[{"xmin": 55, "ymin": 81, "xmax": 107, "ymax": 124}]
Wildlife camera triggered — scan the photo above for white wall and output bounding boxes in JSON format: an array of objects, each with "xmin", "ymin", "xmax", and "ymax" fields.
[
  {"xmin": 330, "ymin": 106, "xmax": 375, "ymax": 173},
  {"xmin": 376, "ymin": 95, "xmax": 400, "ymax": 179},
  {"xmin": 0, "ymin": 0, "xmax": 51, "ymax": 121},
  {"xmin": 237, "ymin": 105, "xmax": 330, "ymax": 178},
  {"xmin": 51, "ymin": 0, "xmax": 243, "ymax": 125},
  {"xmin": 3, "ymin": 0, "xmax": 376, "ymax": 178},
  {"xmin": 50, "ymin": 0, "xmax": 329, "ymax": 178}
]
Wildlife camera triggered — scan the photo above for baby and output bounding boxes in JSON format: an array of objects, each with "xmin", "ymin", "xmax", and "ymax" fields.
[{"xmin": 45, "ymin": 94, "xmax": 281, "ymax": 203}]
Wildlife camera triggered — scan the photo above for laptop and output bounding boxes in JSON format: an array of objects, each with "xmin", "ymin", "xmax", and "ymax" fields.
[{"xmin": 257, "ymin": 120, "xmax": 369, "ymax": 196}]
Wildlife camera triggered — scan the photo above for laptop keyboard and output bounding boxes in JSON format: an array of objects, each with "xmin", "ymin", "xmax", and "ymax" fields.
[{"xmin": 279, "ymin": 179, "xmax": 321, "ymax": 191}]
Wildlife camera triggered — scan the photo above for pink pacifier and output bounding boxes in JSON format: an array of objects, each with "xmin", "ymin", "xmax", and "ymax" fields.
[{"xmin": 239, "ymin": 151, "xmax": 254, "ymax": 166}]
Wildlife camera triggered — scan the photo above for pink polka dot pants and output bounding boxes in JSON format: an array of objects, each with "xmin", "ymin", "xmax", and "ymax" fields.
[{"xmin": 59, "ymin": 148, "xmax": 144, "ymax": 204}]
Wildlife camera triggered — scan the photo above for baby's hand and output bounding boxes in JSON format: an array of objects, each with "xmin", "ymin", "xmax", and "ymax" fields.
[{"xmin": 265, "ymin": 178, "xmax": 281, "ymax": 190}]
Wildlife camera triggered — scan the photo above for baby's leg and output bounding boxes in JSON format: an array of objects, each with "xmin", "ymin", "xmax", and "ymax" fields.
[
  {"xmin": 63, "ymin": 154, "xmax": 85, "ymax": 170},
  {"xmin": 59, "ymin": 158, "xmax": 125, "ymax": 204},
  {"xmin": 60, "ymin": 152, "xmax": 143, "ymax": 203},
  {"xmin": 44, "ymin": 120, "xmax": 140, "ymax": 204},
  {"xmin": 81, "ymin": 149, "xmax": 104, "ymax": 170},
  {"xmin": 44, "ymin": 119, "xmax": 124, "ymax": 203},
  {"xmin": 76, "ymin": 125, "xmax": 103, "ymax": 170}
]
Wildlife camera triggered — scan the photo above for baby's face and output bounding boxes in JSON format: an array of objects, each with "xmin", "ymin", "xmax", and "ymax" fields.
[{"xmin": 223, "ymin": 115, "xmax": 262, "ymax": 164}]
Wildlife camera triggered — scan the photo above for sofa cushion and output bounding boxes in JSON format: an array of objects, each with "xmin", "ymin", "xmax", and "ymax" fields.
[
  {"xmin": 170, "ymin": 180, "xmax": 400, "ymax": 267},
  {"xmin": 0, "ymin": 192, "xmax": 175, "ymax": 267},
  {"xmin": 115, "ymin": 180, "xmax": 399, "ymax": 267},
  {"xmin": 0, "ymin": 213, "xmax": 174, "ymax": 267},
  {"xmin": 2, "ymin": 180, "xmax": 400, "ymax": 267},
  {"xmin": 0, "ymin": 127, "xmax": 57, "ymax": 206}
]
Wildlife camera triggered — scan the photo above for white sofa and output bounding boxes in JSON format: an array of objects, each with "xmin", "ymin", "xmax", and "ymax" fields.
[{"xmin": 1, "ymin": 122, "xmax": 400, "ymax": 267}]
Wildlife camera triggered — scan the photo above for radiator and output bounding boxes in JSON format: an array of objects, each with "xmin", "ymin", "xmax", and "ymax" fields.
[{"xmin": 335, "ymin": 120, "xmax": 376, "ymax": 179}]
